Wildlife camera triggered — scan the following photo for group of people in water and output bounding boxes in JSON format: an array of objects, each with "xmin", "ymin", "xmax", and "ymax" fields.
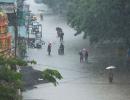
[
  {"xmin": 79, "ymin": 48, "xmax": 88, "ymax": 63},
  {"xmin": 47, "ymin": 42, "xmax": 64, "ymax": 56},
  {"xmin": 47, "ymin": 27, "xmax": 89, "ymax": 63},
  {"xmin": 46, "ymin": 27, "xmax": 117, "ymax": 84},
  {"xmin": 47, "ymin": 27, "xmax": 65, "ymax": 56}
]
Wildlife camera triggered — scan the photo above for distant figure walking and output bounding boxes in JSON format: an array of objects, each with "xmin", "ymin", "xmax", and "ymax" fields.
[
  {"xmin": 127, "ymin": 48, "xmax": 130, "ymax": 60},
  {"xmin": 47, "ymin": 43, "xmax": 51, "ymax": 55},
  {"xmin": 58, "ymin": 43, "xmax": 64, "ymax": 55},
  {"xmin": 60, "ymin": 32, "xmax": 64, "ymax": 42},
  {"xmin": 82, "ymin": 48, "xmax": 88, "ymax": 62},
  {"xmin": 85, "ymin": 49, "xmax": 88, "ymax": 62},
  {"xmin": 106, "ymin": 66, "xmax": 116, "ymax": 83},
  {"xmin": 79, "ymin": 50, "xmax": 83, "ymax": 63},
  {"xmin": 126, "ymin": 48, "xmax": 130, "ymax": 66},
  {"xmin": 40, "ymin": 13, "xmax": 43, "ymax": 20},
  {"xmin": 108, "ymin": 69, "xmax": 113, "ymax": 83},
  {"xmin": 56, "ymin": 27, "xmax": 62, "ymax": 37}
]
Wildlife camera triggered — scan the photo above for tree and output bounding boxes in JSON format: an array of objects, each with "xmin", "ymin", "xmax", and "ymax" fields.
[
  {"xmin": 0, "ymin": 56, "xmax": 63, "ymax": 99},
  {"xmin": 42, "ymin": 68, "xmax": 63, "ymax": 86},
  {"xmin": 0, "ymin": 56, "xmax": 27, "ymax": 100},
  {"xmin": 67, "ymin": 0, "xmax": 130, "ymax": 44},
  {"xmin": 43, "ymin": 0, "xmax": 130, "ymax": 45},
  {"xmin": 0, "ymin": 56, "xmax": 27, "ymax": 71},
  {"xmin": 0, "ymin": 66, "xmax": 22, "ymax": 100}
]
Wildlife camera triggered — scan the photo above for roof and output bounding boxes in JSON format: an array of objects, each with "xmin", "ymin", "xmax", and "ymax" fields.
[{"xmin": 0, "ymin": 0, "xmax": 16, "ymax": 3}]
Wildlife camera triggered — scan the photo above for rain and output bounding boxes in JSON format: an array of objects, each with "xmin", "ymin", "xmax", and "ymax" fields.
[
  {"xmin": 0, "ymin": 0, "xmax": 130, "ymax": 100},
  {"xmin": 23, "ymin": 0, "xmax": 130, "ymax": 100}
]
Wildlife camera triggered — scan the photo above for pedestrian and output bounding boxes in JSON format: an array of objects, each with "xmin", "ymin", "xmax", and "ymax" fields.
[
  {"xmin": 56, "ymin": 27, "xmax": 62, "ymax": 37},
  {"xmin": 85, "ymin": 49, "xmax": 88, "ymax": 62},
  {"xmin": 60, "ymin": 32, "xmax": 64, "ymax": 42},
  {"xmin": 126, "ymin": 48, "xmax": 130, "ymax": 66},
  {"xmin": 47, "ymin": 43, "xmax": 51, "ymax": 55},
  {"xmin": 59, "ymin": 43, "xmax": 64, "ymax": 55},
  {"xmin": 40, "ymin": 13, "xmax": 43, "ymax": 20},
  {"xmin": 127, "ymin": 48, "xmax": 130, "ymax": 60},
  {"xmin": 108, "ymin": 69, "xmax": 113, "ymax": 83},
  {"xmin": 79, "ymin": 50, "xmax": 83, "ymax": 63},
  {"xmin": 82, "ymin": 48, "xmax": 86, "ymax": 61}
]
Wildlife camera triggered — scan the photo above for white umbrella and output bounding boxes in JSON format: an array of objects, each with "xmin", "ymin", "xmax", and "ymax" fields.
[
  {"xmin": 82, "ymin": 48, "xmax": 86, "ymax": 51},
  {"xmin": 106, "ymin": 66, "xmax": 116, "ymax": 69}
]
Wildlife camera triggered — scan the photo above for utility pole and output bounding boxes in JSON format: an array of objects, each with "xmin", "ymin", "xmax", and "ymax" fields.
[
  {"xmin": 14, "ymin": 8, "xmax": 18, "ymax": 57},
  {"xmin": 27, "ymin": 10, "xmax": 31, "ymax": 48}
]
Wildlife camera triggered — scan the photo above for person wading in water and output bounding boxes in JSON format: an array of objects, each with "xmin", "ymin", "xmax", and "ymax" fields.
[{"xmin": 47, "ymin": 43, "xmax": 52, "ymax": 55}]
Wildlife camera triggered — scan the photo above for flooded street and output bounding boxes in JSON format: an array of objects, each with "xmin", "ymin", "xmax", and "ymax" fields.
[{"xmin": 23, "ymin": 0, "xmax": 130, "ymax": 100}]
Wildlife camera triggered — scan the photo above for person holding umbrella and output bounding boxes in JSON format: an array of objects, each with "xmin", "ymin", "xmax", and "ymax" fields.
[
  {"xmin": 106, "ymin": 66, "xmax": 116, "ymax": 83},
  {"xmin": 108, "ymin": 69, "xmax": 113, "ymax": 83},
  {"xmin": 56, "ymin": 27, "xmax": 62, "ymax": 37}
]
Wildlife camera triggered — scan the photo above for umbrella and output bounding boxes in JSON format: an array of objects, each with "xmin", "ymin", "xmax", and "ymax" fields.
[
  {"xmin": 82, "ymin": 48, "xmax": 86, "ymax": 51},
  {"xmin": 56, "ymin": 27, "xmax": 62, "ymax": 31},
  {"xmin": 82, "ymin": 48, "xmax": 86, "ymax": 53},
  {"xmin": 106, "ymin": 66, "xmax": 116, "ymax": 69}
]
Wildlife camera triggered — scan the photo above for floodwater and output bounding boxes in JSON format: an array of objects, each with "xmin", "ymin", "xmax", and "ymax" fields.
[{"xmin": 23, "ymin": 0, "xmax": 130, "ymax": 100}]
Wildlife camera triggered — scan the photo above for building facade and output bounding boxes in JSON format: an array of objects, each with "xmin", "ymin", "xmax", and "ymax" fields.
[{"xmin": 0, "ymin": 11, "xmax": 11, "ymax": 55}]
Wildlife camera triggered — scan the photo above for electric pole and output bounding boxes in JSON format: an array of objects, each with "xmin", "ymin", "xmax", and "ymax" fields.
[{"xmin": 14, "ymin": 8, "xmax": 18, "ymax": 57}]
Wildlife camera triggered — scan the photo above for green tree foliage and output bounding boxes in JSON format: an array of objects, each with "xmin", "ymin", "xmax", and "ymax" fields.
[
  {"xmin": 0, "ymin": 55, "xmax": 62, "ymax": 99},
  {"xmin": 0, "ymin": 66, "xmax": 22, "ymax": 100},
  {"xmin": 0, "ymin": 56, "xmax": 28, "ymax": 71},
  {"xmin": 42, "ymin": 68, "xmax": 63, "ymax": 86},
  {"xmin": 42, "ymin": 0, "xmax": 130, "ymax": 44},
  {"xmin": 0, "ymin": 56, "xmax": 27, "ymax": 100},
  {"xmin": 27, "ymin": 60, "xmax": 37, "ymax": 64}
]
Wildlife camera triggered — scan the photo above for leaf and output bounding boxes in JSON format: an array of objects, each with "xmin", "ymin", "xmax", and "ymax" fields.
[{"xmin": 42, "ymin": 68, "xmax": 63, "ymax": 86}]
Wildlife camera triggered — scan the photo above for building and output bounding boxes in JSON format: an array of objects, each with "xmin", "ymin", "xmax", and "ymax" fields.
[
  {"xmin": 0, "ymin": 0, "xmax": 17, "ymax": 26},
  {"xmin": 0, "ymin": 11, "xmax": 12, "ymax": 56}
]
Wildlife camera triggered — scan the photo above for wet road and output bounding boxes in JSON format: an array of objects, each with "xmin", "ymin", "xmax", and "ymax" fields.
[{"xmin": 23, "ymin": 0, "xmax": 130, "ymax": 100}]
